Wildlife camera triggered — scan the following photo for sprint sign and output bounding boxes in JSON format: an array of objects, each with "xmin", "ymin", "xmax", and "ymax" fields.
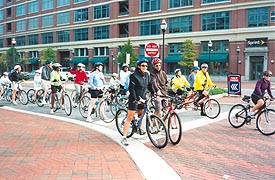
[{"xmin": 227, "ymin": 74, "xmax": 241, "ymax": 95}]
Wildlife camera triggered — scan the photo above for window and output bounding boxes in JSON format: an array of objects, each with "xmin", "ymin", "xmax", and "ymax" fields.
[
  {"xmin": 74, "ymin": 0, "xmax": 88, "ymax": 3},
  {"xmin": 16, "ymin": 36, "xmax": 25, "ymax": 46},
  {"xmin": 74, "ymin": 8, "xmax": 88, "ymax": 22},
  {"xmin": 29, "ymin": 51, "xmax": 39, "ymax": 58},
  {"xmin": 16, "ymin": 20, "xmax": 26, "ymax": 32},
  {"xmin": 28, "ymin": 0, "xmax": 38, "ymax": 14},
  {"xmin": 139, "ymin": 45, "xmax": 145, "ymax": 56},
  {"xmin": 16, "ymin": 4, "xmax": 25, "ymax": 16},
  {"xmin": 201, "ymin": 11, "xmax": 230, "ymax": 31},
  {"xmin": 42, "ymin": 32, "xmax": 53, "ymax": 44},
  {"xmin": 271, "ymin": 11, "xmax": 275, "ymax": 22},
  {"xmin": 7, "ymin": 23, "xmax": 11, "ymax": 32},
  {"xmin": 169, "ymin": 0, "xmax": 193, "ymax": 9},
  {"xmin": 28, "ymin": 17, "xmax": 39, "ymax": 30},
  {"xmin": 93, "ymin": 4, "xmax": 109, "ymax": 19},
  {"xmin": 7, "ymin": 8, "xmax": 11, "ymax": 18},
  {"xmin": 57, "ymin": 11, "xmax": 70, "ymax": 25},
  {"xmin": 168, "ymin": 43, "xmax": 183, "ymax": 54},
  {"xmin": 0, "ymin": 10, "xmax": 3, "ymax": 20},
  {"xmin": 140, "ymin": 20, "xmax": 160, "ymax": 36},
  {"xmin": 57, "ymin": 0, "xmax": 70, "ymax": 7},
  {"xmin": 94, "ymin": 26, "xmax": 109, "ymax": 40},
  {"xmin": 201, "ymin": 0, "xmax": 228, "ymax": 4},
  {"xmin": 0, "ymin": 24, "xmax": 3, "ymax": 35},
  {"xmin": 42, "ymin": 15, "xmax": 53, "ymax": 27},
  {"xmin": 42, "ymin": 0, "xmax": 53, "ymax": 11},
  {"xmin": 168, "ymin": 16, "xmax": 192, "ymax": 33},
  {"xmin": 75, "ymin": 48, "xmax": 88, "ymax": 56},
  {"xmin": 0, "ymin": 0, "xmax": 3, "ymax": 6},
  {"xmin": 28, "ymin": 34, "xmax": 39, "ymax": 45},
  {"xmin": 94, "ymin": 47, "xmax": 109, "ymax": 56},
  {"xmin": 247, "ymin": 7, "xmax": 269, "ymax": 27},
  {"xmin": 200, "ymin": 40, "xmax": 229, "ymax": 52},
  {"xmin": 57, "ymin": 30, "xmax": 70, "ymax": 42},
  {"xmin": 74, "ymin": 28, "xmax": 88, "ymax": 41},
  {"xmin": 140, "ymin": 0, "xmax": 160, "ymax": 13},
  {"xmin": 119, "ymin": 1, "xmax": 129, "ymax": 16},
  {"xmin": 0, "ymin": 39, "xmax": 3, "ymax": 48}
]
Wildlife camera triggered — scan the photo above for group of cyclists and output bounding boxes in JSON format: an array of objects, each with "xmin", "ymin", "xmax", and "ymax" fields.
[{"xmin": 0, "ymin": 58, "xmax": 274, "ymax": 146}]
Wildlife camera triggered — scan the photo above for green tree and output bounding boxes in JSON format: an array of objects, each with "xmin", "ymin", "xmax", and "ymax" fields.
[
  {"xmin": 178, "ymin": 39, "xmax": 197, "ymax": 69},
  {"xmin": 40, "ymin": 47, "xmax": 56, "ymax": 65},
  {"xmin": 117, "ymin": 39, "xmax": 137, "ymax": 67},
  {"xmin": 6, "ymin": 47, "xmax": 18, "ymax": 66}
]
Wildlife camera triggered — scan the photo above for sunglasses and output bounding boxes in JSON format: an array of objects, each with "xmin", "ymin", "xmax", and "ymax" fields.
[
  {"xmin": 140, "ymin": 64, "xmax": 148, "ymax": 67},
  {"xmin": 154, "ymin": 64, "xmax": 161, "ymax": 67},
  {"xmin": 265, "ymin": 75, "xmax": 271, "ymax": 77}
]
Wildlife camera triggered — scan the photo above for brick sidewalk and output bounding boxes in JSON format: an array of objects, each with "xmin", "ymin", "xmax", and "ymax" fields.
[{"xmin": 0, "ymin": 109, "xmax": 143, "ymax": 180}]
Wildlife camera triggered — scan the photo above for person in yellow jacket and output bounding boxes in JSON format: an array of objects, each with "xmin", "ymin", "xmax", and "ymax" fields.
[
  {"xmin": 194, "ymin": 63, "xmax": 215, "ymax": 116},
  {"xmin": 172, "ymin": 68, "xmax": 191, "ymax": 96}
]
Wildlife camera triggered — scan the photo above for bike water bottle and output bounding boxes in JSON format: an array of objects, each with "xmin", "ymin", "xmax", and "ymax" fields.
[{"xmin": 95, "ymin": 99, "xmax": 99, "ymax": 106}]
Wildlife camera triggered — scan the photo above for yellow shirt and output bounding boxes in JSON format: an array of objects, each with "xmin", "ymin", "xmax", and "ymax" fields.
[
  {"xmin": 172, "ymin": 75, "xmax": 190, "ymax": 90},
  {"xmin": 194, "ymin": 70, "xmax": 214, "ymax": 91},
  {"xmin": 50, "ymin": 70, "xmax": 61, "ymax": 86}
]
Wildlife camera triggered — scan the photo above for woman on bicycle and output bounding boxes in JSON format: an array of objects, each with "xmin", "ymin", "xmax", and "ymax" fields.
[
  {"xmin": 0, "ymin": 72, "xmax": 11, "ymax": 99},
  {"xmin": 86, "ymin": 62, "xmax": 106, "ymax": 122},
  {"xmin": 50, "ymin": 63, "xmax": 64, "ymax": 114},
  {"xmin": 249, "ymin": 70, "xmax": 274, "ymax": 118},
  {"xmin": 121, "ymin": 58, "xmax": 155, "ymax": 146},
  {"xmin": 193, "ymin": 63, "xmax": 215, "ymax": 116},
  {"xmin": 69, "ymin": 63, "xmax": 88, "ymax": 107},
  {"xmin": 10, "ymin": 65, "xmax": 23, "ymax": 105},
  {"xmin": 171, "ymin": 68, "xmax": 191, "ymax": 96}
]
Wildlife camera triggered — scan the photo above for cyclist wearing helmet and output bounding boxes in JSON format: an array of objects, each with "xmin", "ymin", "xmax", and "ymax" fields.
[
  {"xmin": 0, "ymin": 72, "xmax": 11, "ymax": 99},
  {"xmin": 69, "ymin": 63, "xmax": 88, "ymax": 106},
  {"xmin": 248, "ymin": 70, "xmax": 274, "ymax": 120},
  {"xmin": 121, "ymin": 58, "xmax": 155, "ymax": 146},
  {"xmin": 119, "ymin": 63, "xmax": 130, "ymax": 90},
  {"xmin": 194, "ymin": 63, "xmax": 215, "ymax": 116},
  {"xmin": 41, "ymin": 60, "xmax": 52, "ymax": 104},
  {"xmin": 171, "ymin": 68, "xmax": 190, "ymax": 95},
  {"xmin": 150, "ymin": 58, "xmax": 168, "ymax": 116},
  {"xmin": 50, "ymin": 63, "xmax": 64, "ymax": 114},
  {"xmin": 188, "ymin": 66, "xmax": 200, "ymax": 89},
  {"xmin": 11, "ymin": 64, "xmax": 23, "ymax": 105},
  {"xmin": 109, "ymin": 73, "xmax": 120, "ymax": 88},
  {"xmin": 86, "ymin": 62, "xmax": 106, "ymax": 122}
]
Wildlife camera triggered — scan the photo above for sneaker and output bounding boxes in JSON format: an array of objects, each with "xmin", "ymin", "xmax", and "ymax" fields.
[
  {"xmin": 121, "ymin": 137, "xmax": 129, "ymax": 146},
  {"xmin": 50, "ymin": 109, "xmax": 54, "ymax": 114},
  {"xmin": 12, "ymin": 101, "xmax": 17, "ymax": 105},
  {"xmin": 42, "ymin": 100, "xmax": 47, "ymax": 105},
  {"xmin": 137, "ymin": 128, "xmax": 146, "ymax": 135},
  {"xmin": 86, "ymin": 116, "xmax": 93, "ymax": 123},
  {"xmin": 248, "ymin": 112, "xmax": 255, "ymax": 119},
  {"xmin": 62, "ymin": 105, "xmax": 65, "ymax": 110}
]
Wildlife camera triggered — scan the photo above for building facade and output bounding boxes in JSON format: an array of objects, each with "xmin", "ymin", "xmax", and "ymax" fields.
[{"xmin": 0, "ymin": 0, "xmax": 274, "ymax": 81}]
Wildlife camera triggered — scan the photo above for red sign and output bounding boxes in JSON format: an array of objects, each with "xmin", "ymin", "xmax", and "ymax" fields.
[{"xmin": 145, "ymin": 42, "xmax": 159, "ymax": 57}]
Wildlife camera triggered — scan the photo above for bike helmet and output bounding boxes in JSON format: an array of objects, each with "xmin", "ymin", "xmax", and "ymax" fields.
[
  {"xmin": 201, "ymin": 63, "xmax": 208, "ymax": 68},
  {"xmin": 122, "ymin": 63, "xmax": 129, "ymax": 68},
  {"xmin": 3, "ymin": 72, "xmax": 8, "ymax": 76},
  {"xmin": 193, "ymin": 66, "xmax": 200, "ymax": 70},
  {"xmin": 45, "ymin": 60, "xmax": 52, "ymax": 65},
  {"xmin": 136, "ymin": 57, "xmax": 148, "ymax": 65},
  {"xmin": 263, "ymin": 70, "xmax": 272, "ymax": 76},
  {"xmin": 14, "ymin": 64, "xmax": 21, "ymax": 70},
  {"xmin": 52, "ymin": 63, "xmax": 62, "ymax": 68},
  {"xmin": 129, "ymin": 67, "xmax": 135, "ymax": 72},
  {"xmin": 77, "ymin": 63, "xmax": 85, "ymax": 68},
  {"xmin": 94, "ymin": 62, "xmax": 104, "ymax": 67},
  {"xmin": 174, "ymin": 68, "xmax": 181, "ymax": 74},
  {"xmin": 112, "ymin": 73, "xmax": 118, "ymax": 77},
  {"xmin": 152, "ymin": 58, "xmax": 162, "ymax": 65}
]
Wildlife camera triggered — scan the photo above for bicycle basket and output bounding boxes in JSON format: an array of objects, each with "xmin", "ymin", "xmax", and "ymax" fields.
[{"xmin": 242, "ymin": 95, "xmax": 250, "ymax": 103}]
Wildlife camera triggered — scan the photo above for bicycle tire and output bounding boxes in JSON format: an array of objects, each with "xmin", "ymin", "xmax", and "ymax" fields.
[
  {"xmin": 98, "ymin": 98, "xmax": 115, "ymax": 123},
  {"xmin": 71, "ymin": 90, "xmax": 78, "ymax": 108},
  {"xmin": 256, "ymin": 109, "xmax": 275, "ymax": 135},
  {"xmin": 168, "ymin": 112, "xmax": 182, "ymax": 145},
  {"xmin": 6, "ymin": 89, "xmax": 12, "ymax": 101},
  {"xmin": 27, "ymin": 89, "xmax": 35, "ymax": 103},
  {"xmin": 228, "ymin": 104, "xmax": 247, "ymax": 128},
  {"xmin": 63, "ymin": 93, "xmax": 72, "ymax": 116},
  {"xmin": 79, "ymin": 95, "xmax": 90, "ymax": 118},
  {"xmin": 53, "ymin": 94, "xmax": 59, "ymax": 112},
  {"xmin": 146, "ymin": 114, "xmax": 168, "ymax": 148},
  {"xmin": 204, "ymin": 99, "xmax": 220, "ymax": 119},
  {"xmin": 18, "ymin": 90, "xmax": 28, "ymax": 105},
  {"xmin": 115, "ymin": 109, "xmax": 134, "ymax": 138},
  {"xmin": 36, "ymin": 89, "xmax": 45, "ymax": 107}
]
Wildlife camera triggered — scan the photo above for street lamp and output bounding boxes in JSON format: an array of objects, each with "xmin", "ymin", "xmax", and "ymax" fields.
[
  {"xmin": 236, "ymin": 46, "xmax": 240, "ymax": 74},
  {"xmin": 208, "ymin": 40, "xmax": 212, "ymax": 62},
  {"xmin": 160, "ymin": 19, "xmax": 167, "ymax": 70},
  {"xmin": 271, "ymin": 59, "xmax": 274, "ymax": 64},
  {"xmin": 111, "ymin": 51, "xmax": 115, "ymax": 73},
  {"xmin": 11, "ymin": 38, "xmax": 16, "ymax": 66}
]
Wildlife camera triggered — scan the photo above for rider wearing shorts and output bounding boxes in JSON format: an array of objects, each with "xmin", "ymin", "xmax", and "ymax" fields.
[
  {"xmin": 0, "ymin": 72, "xmax": 11, "ymax": 99},
  {"xmin": 10, "ymin": 65, "xmax": 23, "ymax": 105},
  {"xmin": 50, "ymin": 63, "xmax": 63, "ymax": 114}
]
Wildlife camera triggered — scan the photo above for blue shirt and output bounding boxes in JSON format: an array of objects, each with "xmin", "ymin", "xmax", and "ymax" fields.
[{"xmin": 88, "ymin": 70, "xmax": 105, "ymax": 90}]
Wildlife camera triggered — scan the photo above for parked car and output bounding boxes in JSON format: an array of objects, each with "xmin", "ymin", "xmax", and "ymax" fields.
[
  {"xmin": 27, "ymin": 70, "xmax": 36, "ymax": 79},
  {"xmin": 60, "ymin": 67, "xmax": 75, "ymax": 81}
]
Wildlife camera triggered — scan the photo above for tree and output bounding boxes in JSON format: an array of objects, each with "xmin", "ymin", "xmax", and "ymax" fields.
[
  {"xmin": 117, "ymin": 39, "xmax": 137, "ymax": 67},
  {"xmin": 40, "ymin": 47, "xmax": 56, "ymax": 65},
  {"xmin": 178, "ymin": 39, "xmax": 197, "ymax": 69},
  {"xmin": 6, "ymin": 47, "xmax": 17, "ymax": 67}
]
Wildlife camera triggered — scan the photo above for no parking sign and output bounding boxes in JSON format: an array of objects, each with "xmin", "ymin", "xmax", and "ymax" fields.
[{"xmin": 227, "ymin": 74, "xmax": 241, "ymax": 95}]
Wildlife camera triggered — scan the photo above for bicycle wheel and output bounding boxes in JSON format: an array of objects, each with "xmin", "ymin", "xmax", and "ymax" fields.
[
  {"xmin": 6, "ymin": 89, "xmax": 12, "ymax": 101},
  {"xmin": 167, "ymin": 112, "xmax": 182, "ymax": 145},
  {"xmin": 63, "ymin": 93, "xmax": 72, "ymax": 116},
  {"xmin": 228, "ymin": 104, "xmax": 247, "ymax": 128},
  {"xmin": 27, "ymin": 89, "xmax": 35, "ymax": 103},
  {"xmin": 115, "ymin": 109, "xmax": 134, "ymax": 138},
  {"xmin": 71, "ymin": 90, "xmax": 78, "ymax": 108},
  {"xmin": 79, "ymin": 95, "xmax": 90, "ymax": 118},
  {"xmin": 146, "ymin": 114, "xmax": 168, "ymax": 148},
  {"xmin": 204, "ymin": 99, "xmax": 220, "ymax": 119},
  {"xmin": 98, "ymin": 98, "xmax": 115, "ymax": 123},
  {"xmin": 53, "ymin": 94, "xmax": 59, "ymax": 112},
  {"xmin": 18, "ymin": 90, "xmax": 28, "ymax": 105},
  {"xmin": 256, "ymin": 109, "xmax": 275, "ymax": 135},
  {"xmin": 36, "ymin": 90, "xmax": 45, "ymax": 107}
]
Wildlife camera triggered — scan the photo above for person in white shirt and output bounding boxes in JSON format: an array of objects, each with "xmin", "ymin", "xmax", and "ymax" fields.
[
  {"xmin": 119, "ymin": 63, "xmax": 130, "ymax": 89},
  {"xmin": 33, "ymin": 70, "xmax": 42, "ymax": 102},
  {"xmin": 109, "ymin": 73, "xmax": 120, "ymax": 89},
  {"xmin": 0, "ymin": 72, "xmax": 11, "ymax": 99}
]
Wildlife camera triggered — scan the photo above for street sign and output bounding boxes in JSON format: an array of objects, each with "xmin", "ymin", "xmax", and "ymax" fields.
[
  {"xmin": 145, "ymin": 42, "xmax": 159, "ymax": 57},
  {"xmin": 227, "ymin": 74, "xmax": 241, "ymax": 95}
]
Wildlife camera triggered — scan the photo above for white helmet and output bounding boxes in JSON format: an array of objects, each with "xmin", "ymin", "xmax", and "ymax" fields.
[
  {"xmin": 3, "ymin": 72, "xmax": 8, "ymax": 76},
  {"xmin": 14, "ymin": 64, "xmax": 21, "ymax": 70},
  {"xmin": 52, "ymin": 63, "xmax": 62, "ymax": 68},
  {"xmin": 77, "ymin": 63, "xmax": 85, "ymax": 68}
]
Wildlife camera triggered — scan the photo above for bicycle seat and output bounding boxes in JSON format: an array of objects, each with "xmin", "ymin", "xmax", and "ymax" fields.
[{"xmin": 242, "ymin": 95, "xmax": 250, "ymax": 103}]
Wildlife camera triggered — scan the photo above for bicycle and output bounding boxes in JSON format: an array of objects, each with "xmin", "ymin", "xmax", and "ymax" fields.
[
  {"xmin": 114, "ymin": 96, "xmax": 168, "ymax": 149},
  {"xmin": 7, "ymin": 81, "xmax": 28, "ymax": 105},
  {"xmin": 228, "ymin": 95, "xmax": 275, "ymax": 136},
  {"xmin": 35, "ymin": 88, "xmax": 52, "ymax": 107},
  {"xmin": 51, "ymin": 87, "xmax": 72, "ymax": 116},
  {"xmin": 0, "ymin": 84, "xmax": 11, "ymax": 101},
  {"xmin": 71, "ymin": 83, "xmax": 88, "ymax": 108}
]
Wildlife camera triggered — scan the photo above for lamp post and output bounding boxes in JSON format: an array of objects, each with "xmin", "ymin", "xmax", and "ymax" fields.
[
  {"xmin": 11, "ymin": 38, "xmax": 16, "ymax": 66},
  {"xmin": 111, "ymin": 51, "xmax": 114, "ymax": 73},
  {"xmin": 160, "ymin": 19, "xmax": 167, "ymax": 70},
  {"xmin": 208, "ymin": 40, "xmax": 212, "ymax": 62},
  {"xmin": 236, "ymin": 46, "xmax": 240, "ymax": 74}
]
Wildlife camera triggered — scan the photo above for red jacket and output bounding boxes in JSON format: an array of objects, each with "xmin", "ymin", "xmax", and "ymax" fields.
[{"xmin": 69, "ymin": 68, "xmax": 88, "ymax": 85}]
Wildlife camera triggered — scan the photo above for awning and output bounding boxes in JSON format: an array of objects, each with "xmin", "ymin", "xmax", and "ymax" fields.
[
  {"xmin": 29, "ymin": 58, "xmax": 40, "ymax": 65},
  {"xmin": 69, "ymin": 57, "xmax": 88, "ymax": 64},
  {"xmin": 89, "ymin": 57, "xmax": 109, "ymax": 64},
  {"xmin": 197, "ymin": 53, "xmax": 228, "ymax": 62},
  {"xmin": 164, "ymin": 55, "xmax": 182, "ymax": 63}
]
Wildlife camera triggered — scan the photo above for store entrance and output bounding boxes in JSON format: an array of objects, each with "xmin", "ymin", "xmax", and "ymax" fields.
[{"xmin": 250, "ymin": 56, "xmax": 263, "ymax": 80}]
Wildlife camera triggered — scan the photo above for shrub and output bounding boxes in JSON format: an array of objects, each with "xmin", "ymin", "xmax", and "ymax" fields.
[{"xmin": 209, "ymin": 88, "xmax": 227, "ymax": 95}]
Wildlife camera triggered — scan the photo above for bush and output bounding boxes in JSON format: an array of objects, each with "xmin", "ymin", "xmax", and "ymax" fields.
[{"xmin": 209, "ymin": 88, "xmax": 227, "ymax": 95}]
